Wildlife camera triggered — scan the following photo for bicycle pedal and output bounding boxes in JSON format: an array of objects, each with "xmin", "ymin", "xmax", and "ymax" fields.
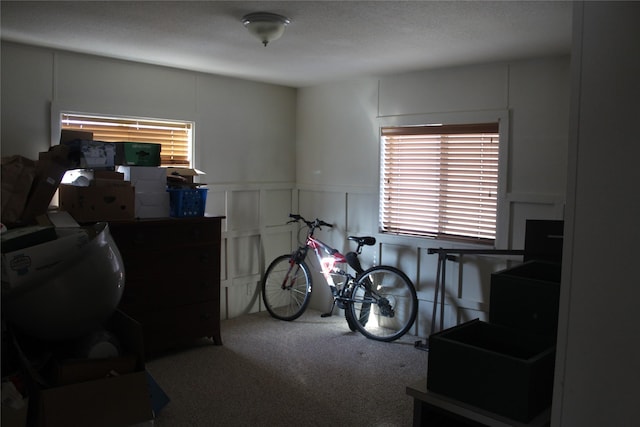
[{"xmin": 320, "ymin": 312, "xmax": 333, "ymax": 318}]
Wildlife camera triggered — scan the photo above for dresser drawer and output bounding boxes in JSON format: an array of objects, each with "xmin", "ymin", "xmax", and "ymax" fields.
[
  {"xmin": 119, "ymin": 275, "xmax": 217, "ymax": 312},
  {"xmin": 132, "ymin": 301, "xmax": 222, "ymax": 356},
  {"xmin": 109, "ymin": 218, "xmax": 220, "ymax": 251},
  {"xmin": 121, "ymin": 244, "xmax": 218, "ymax": 274},
  {"xmin": 118, "ymin": 245, "xmax": 218, "ymax": 308}
]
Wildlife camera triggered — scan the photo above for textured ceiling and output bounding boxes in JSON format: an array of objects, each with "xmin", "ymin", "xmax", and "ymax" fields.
[{"xmin": 0, "ymin": 1, "xmax": 572, "ymax": 88}]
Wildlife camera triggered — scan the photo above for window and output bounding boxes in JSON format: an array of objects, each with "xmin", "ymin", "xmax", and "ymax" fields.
[
  {"xmin": 61, "ymin": 113, "xmax": 193, "ymax": 167},
  {"xmin": 380, "ymin": 122, "xmax": 500, "ymax": 244}
]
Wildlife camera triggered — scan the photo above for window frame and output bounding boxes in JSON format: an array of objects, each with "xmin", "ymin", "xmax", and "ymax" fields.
[
  {"xmin": 377, "ymin": 110, "xmax": 510, "ymax": 248},
  {"xmin": 51, "ymin": 106, "xmax": 195, "ymax": 168}
]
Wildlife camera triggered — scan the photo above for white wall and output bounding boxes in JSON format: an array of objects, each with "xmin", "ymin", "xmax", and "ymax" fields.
[
  {"xmin": 292, "ymin": 57, "xmax": 570, "ymax": 336},
  {"xmin": 552, "ymin": 2, "xmax": 640, "ymax": 426},
  {"xmin": 1, "ymin": 43, "xmax": 55, "ymax": 158},
  {"xmin": 1, "ymin": 41, "xmax": 571, "ymax": 335},
  {"xmin": 0, "ymin": 41, "xmax": 297, "ymax": 320}
]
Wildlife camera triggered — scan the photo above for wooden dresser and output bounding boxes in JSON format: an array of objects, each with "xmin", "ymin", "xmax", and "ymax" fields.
[{"xmin": 108, "ymin": 216, "xmax": 224, "ymax": 358}]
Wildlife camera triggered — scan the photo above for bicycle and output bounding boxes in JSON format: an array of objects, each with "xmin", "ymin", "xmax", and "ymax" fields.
[{"xmin": 261, "ymin": 214, "xmax": 418, "ymax": 342}]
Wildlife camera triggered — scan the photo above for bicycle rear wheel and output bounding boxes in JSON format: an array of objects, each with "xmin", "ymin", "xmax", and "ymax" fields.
[
  {"xmin": 348, "ymin": 266, "xmax": 418, "ymax": 341},
  {"xmin": 261, "ymin": 254, "xmax": 312, "ymax": 321}
]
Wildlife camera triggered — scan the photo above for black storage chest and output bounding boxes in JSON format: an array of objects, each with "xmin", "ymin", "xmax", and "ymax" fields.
[{"xmin": 427, "ymin": 260, "xmax": 561, "ymax": 423}]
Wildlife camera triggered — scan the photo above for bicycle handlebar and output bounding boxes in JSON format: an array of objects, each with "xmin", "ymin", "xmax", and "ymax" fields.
[{"xmin": 288, "ymin": 214, "xmax": 333, "ymax": 230}]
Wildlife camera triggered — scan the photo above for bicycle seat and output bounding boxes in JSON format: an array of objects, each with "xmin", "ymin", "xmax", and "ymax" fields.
[{"xmin": 348, "ymin": 236, "xmax": 376, "ymax": 246}]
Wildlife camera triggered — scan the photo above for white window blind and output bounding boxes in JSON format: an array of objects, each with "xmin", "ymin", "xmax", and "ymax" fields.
[
  {"xmin": 61, "ymin": 113, "xmax": 192, "ymax": 167},
  {"xmin": 380, "ymin": 123, "xmax": 500, "ymax": 243}
]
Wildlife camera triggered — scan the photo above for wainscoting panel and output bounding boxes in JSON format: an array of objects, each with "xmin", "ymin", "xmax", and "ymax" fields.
[
  {"xmin": 229, "ymin": 190, "xmax": 260, "ymax": 231},
  {"xmin": 261, "ymin": 229, "xmax": 294, "ymax": 270},
  {"xmin": 416, "ymin": 247, "xmax": 511, "ymax": 335},
  {"xmin": 216, "ymin": 183, "xmax": 565, "ymax": 328},
  {"xmin": 231, "ymin": 234, "xmax": 261, "ymax": 278},
  {"xmin": 379, "ymin": 242, "xmax": 419, "ymax": 285},
  {"xmin": 414, "ymin": 297, "xmax": 462, "ymax": 338},
  {"xmin": 205, "ymin": 189, "xmax": 227, "ymax": 218},
  {"xmin": 454, "ymin": 255, "xmax": 507, "ymax": 306},
  {"xmin": 298, "ymin": 189, "xmax": 346, "ymax": 230},
  {"xmin": 346, "ymin": 192, "xmax": 377, "ymax": 236},
  {"xmin": 225, "ymin": 279, "xmax": 261, "ymax": 319},
  {"xmin": 508, "ymin": 194, "xmax": 564, "ymax": 250},
  {"xmin": 212, "ymin": 182, "xmax": 295, "ymax": 320},
  {"xmin": 262, "ymin": 188, "xmax": 293, "ymax": 227}
]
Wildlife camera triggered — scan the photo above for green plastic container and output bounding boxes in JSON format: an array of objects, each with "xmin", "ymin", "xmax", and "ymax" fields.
[{"xmin": 117, "ymin": 142, "xmax": 161, "ymax": 166}]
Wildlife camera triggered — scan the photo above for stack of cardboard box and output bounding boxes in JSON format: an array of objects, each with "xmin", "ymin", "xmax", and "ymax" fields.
[
  {"xmin": 58, "ymin": 131, "xmax": 167, "ymax": 222},
  {"xmin": 116, "ymin": 166, "xmax": 169, "ymax": 219},
  {"xmin": 9, "ymin": 311, "xmax": 155, "ymax": 427},
  {"xmin": 0, "ymin": 131, "xmax": 207, "ymax": 226},
  {"xmin": 1, "ymin": 146, "xmax": 71, "ymax": 227}
]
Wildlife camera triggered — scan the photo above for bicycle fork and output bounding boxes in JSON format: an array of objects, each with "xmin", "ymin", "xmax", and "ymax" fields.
[{"xmin": 281, "ymin": 248, "xmax": 308, "ymax": 289}]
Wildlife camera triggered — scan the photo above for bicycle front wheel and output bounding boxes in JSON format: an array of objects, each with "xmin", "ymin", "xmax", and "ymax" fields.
[
  {"xmin": 261, "ymin": 254, "xmax": 312, "ymax": 321},
  {"xmin": 348, "ymin": 266, "xmax": 418, "ymax": 341}
]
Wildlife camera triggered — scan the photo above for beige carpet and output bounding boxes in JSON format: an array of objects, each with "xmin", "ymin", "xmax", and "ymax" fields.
[{"xmin": 145, "ymin": 309, "xmax": 428, "ymax": 427}]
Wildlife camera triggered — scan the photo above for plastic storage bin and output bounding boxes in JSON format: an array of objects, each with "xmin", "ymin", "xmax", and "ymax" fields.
[
  {"xmin": 167, "ymin": 188, "xmax": 207, "ymax": 217},
  {"xmin": 427, "ymin": 319, "xmax": 556, "ymax": 422},
  {"xmin": 427, "ymin": 260, "xmax": 561, "ymax": 422}
]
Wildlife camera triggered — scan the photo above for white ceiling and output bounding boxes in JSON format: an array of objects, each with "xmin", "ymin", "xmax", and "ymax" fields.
[{"xmin": 0, "ymin": 1, "xmax": 572, "ymax": 88}]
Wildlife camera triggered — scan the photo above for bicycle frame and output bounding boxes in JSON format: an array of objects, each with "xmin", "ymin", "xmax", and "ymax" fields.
[
  {"xmin": 306, "ymin": 235, "xmax": 349, "ymax": 289},
  {"xmin": 302, "ymin": 232, "xmax": 380, "ymax": 326}
]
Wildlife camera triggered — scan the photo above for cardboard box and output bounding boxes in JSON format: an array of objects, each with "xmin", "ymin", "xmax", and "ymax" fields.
[
  {"xmin": 60, "ymin": 130, "xmax": 93, "ymax": 144},
  {"xmin": 1, "ymin": 399, "xmax": 28, "ymax": 427},
  {"xmin": 117, "ymin": 166, "xmax": 166, "ymax": 192},
  {"xmin": 93, "ymin": 170, "xmax": 124, "ymax": 181},
  {"xmin": 1, "ymin": 227, "xmax": 90, "ymax": 291},
  {"xmin": 146, "ymin": 372, "xmax": 170, "ymax": 416},
  {"xmin": 1, "ymin": 381, "xmax": 28, "ymax": 427},
  {"xmin": 135, "ymin": 191, "xmax": 170, "ymax": 218},
  {"xmin": 49, "ymin": 355, "xmax": 138, "ymax": 386},
  {"xmin": 62, "ymin": 140, "xmax": 117, "ymax": 169},
  {"xmin": 166, "ymin": 167, "xmax": 205, "ymax": 184},
  {"xmin": 60, "ymin": 168, "xmax": 93, "ymax": 186},
  {"xmin": 116, "ymin": 166, "xmax": 169, "ymax": 218},
  {"xmin": 1, "ymin": 155, "xmax": 36, "ymax": 225},
  {"xmin": 0, "ymin": 225, "xmax": 57, "ymax": 254},
  {"xmin": 116, "ymin": 142, "xmax": 161, "ymax": 166},
  {"xmin": 59, "ymin": 182, "xmax": 134, "ymax": 222},
  {"xmin": 20, "ymin": 146, "xmax": 71, "ymax": 224},
  {"xmin": 40, "ymin": 211, "xmax": 81, "ymax": 228},
  {"xmin": 30, "ymin": 310, "xmax": 153, "ymax": 427}
]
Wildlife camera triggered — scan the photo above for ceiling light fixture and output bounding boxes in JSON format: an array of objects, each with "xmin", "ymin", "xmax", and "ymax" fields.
[{"xmin": 241, "ymin": 12, "xmax": 291, "ymax": 47}]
